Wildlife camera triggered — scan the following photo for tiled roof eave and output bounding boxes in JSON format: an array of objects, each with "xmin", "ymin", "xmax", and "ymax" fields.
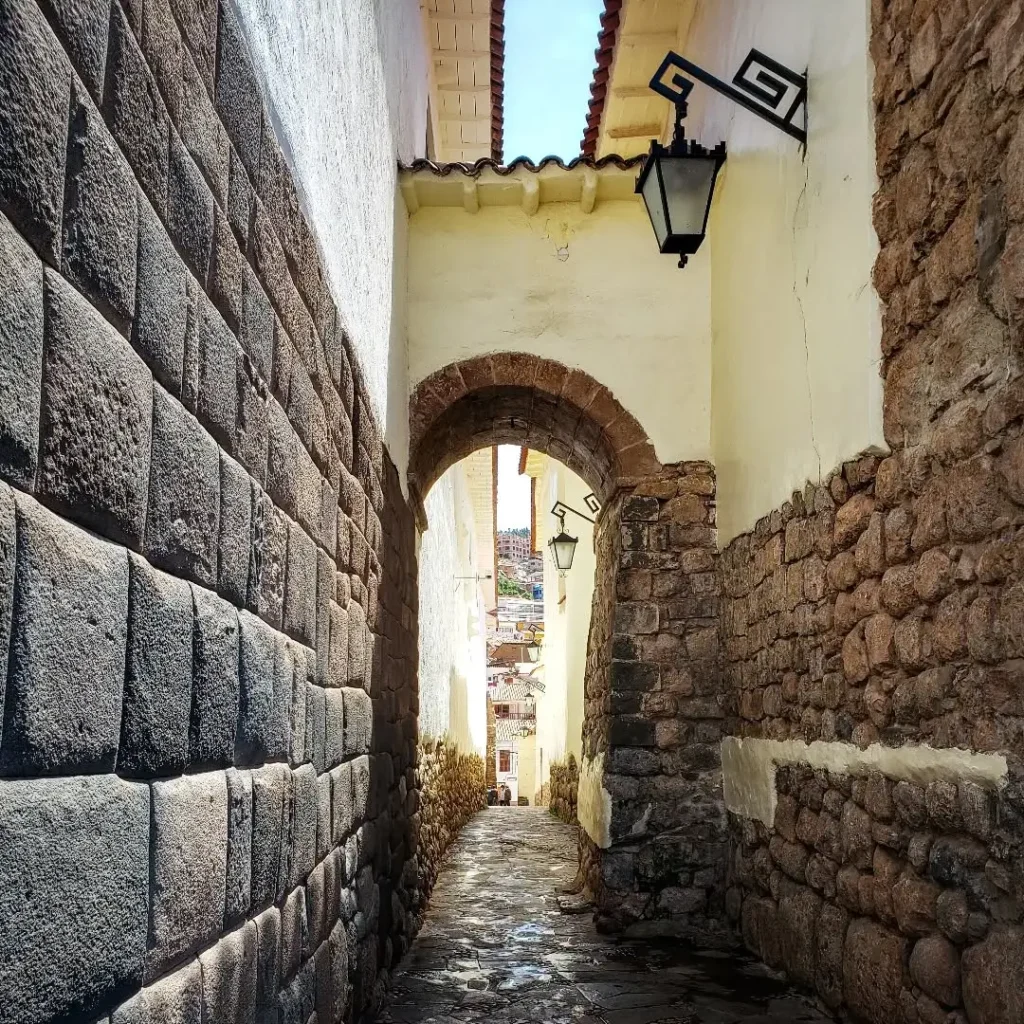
[
  {"xmin": 401, "ymin": 153, "xmax": 645, "ymax": 178},
  {"xmin": 580, "ymin": 0, "xmax": 623, "ymax": 157}
]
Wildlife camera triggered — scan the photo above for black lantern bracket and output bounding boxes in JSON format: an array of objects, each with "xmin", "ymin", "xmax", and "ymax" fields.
[
  {"xmin": 551, "ymin": 495, "xmax": 598, "ymax": 526},
  {"xmin": 650, "ymin": 48, "xmax": 807, "ymax": 147}
]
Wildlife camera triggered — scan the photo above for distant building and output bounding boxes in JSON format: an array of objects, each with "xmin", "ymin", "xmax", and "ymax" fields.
[
  {"xmin": 489, "ymin": 681, "xmax": 537, "ymax": 805},
  {"xmin": 497, "ymin": 530, "xmax": 531, "ymax": 560}
]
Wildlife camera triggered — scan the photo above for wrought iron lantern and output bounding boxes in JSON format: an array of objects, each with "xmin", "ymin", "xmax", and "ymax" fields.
[
  {"xmin": 635, "ymin": 111, "xmax": 725, "ymax": 269},
  {"xmin": 547, "ymin": 496, "xmax": 598, "ymax": 577},
  {"xmin": 639, "ymin": 48, "xmax": 808, "ymax": 268},
  {"xmin": 525, "ymin": 640, "xmax": 541, "ymax": 663},
  {"xmin": 547, "ymin": 512, "xmax": 578, "ymax": 577}
]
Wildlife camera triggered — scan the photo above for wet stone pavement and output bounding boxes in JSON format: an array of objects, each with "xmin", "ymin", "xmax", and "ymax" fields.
[{"xmin": 378, "ymin": 808, "xmax": 837, "ymax": 1024}]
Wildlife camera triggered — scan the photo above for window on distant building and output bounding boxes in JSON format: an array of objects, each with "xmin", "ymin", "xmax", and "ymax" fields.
[{"xmin": 499, "ymin": 750, "xmax": 512, "ymax": 773}]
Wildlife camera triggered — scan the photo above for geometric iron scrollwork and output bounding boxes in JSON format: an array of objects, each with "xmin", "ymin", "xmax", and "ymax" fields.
[
  {"xmin": 650, "ymin": 47, "xmax": 807, "ymax": 145},
  {"xmin": 551, "ymin": 498, "xmax": 597, "ymax": 525}
]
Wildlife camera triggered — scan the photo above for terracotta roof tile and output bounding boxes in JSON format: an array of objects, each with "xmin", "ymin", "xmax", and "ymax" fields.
[
  {"xmin": 401, "ymin": 153, "xmax": 644, "ymax": 177},
  {"xmin": 497, "ymin": 719, "xmax": 530, "ymax": 742},
  {"xmin": 493, "ymin": 682, "xmax": 534, "ymax": 701},
  {"xmin": 580, "ymin": 0, "xmax": 623, "ymax": 157}
]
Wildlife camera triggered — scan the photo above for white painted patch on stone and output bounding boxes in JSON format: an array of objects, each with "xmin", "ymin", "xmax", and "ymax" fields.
[
  {"xmin": 577, "ymin": 754, "xmax": 612, "ymax": 849},
  {"xmin": 721, "ymin": 736, "xmax": 1009, "ymax": 827}
]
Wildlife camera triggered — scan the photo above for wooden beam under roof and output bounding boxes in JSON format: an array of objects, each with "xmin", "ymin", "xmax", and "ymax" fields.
[
  {"xmin": 429, "ymin": 12, "xmax": 490, "ymax": 23},
  {"xmin": 433, "ymin": 48, "xmax": 491, "ymax": 59},
  {"xmin": 437, "ymin": 84, "xmax": 490, "ymax": 94},
  {"xmin": 618, "ymin": 30, "xmax": 677, "ymax": 47},
  {"xmin": 613, "ymin": 85, "xmax": 657, "ymax": 99},
  {"xmin": 607, "ymin": 123, "xmax": 663, "ymax": 139}
]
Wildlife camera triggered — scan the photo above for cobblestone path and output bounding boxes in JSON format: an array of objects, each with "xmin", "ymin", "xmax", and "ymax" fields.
[{"xmin": 378, "ymin": 808, "xmax": 836, "ymax": 1023}]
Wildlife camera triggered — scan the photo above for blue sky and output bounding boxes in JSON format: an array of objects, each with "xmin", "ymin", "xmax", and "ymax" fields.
[
  {"xmin": 502, "ymin": 0, "xmax": 605, "ymax": 162},
  {"xmin": 496, "ymin": 2, "xmax": 602, "ymax": 530}
]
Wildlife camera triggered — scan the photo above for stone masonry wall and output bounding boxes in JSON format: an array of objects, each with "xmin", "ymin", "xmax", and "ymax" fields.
[
  {"xmin": 549, "ymin": 754, "xmax": 579, "ymax": 825},
  {"xmin": 0, "ymin": 1, "xmax": 419, "ymax": 1021},
  {"xmin": 732, "ymin": 763, "xmax": 1019, "ymax": 1024},
  {"xmin": 485, "ymin": 695, "xmax": 497, "ymax": 789},
  {"xmin": 412, "ymin": 738, "xmax": 486, "ymax": 925},
  {"xmin": 588, "ymin": 463, "xmax": 730, "ymax": 943},
  {"xmin": 719, "ymin": 0, "xmax": 1024, "ymax": 1019}
]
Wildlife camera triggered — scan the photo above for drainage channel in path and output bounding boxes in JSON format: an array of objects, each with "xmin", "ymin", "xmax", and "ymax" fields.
[{"xmin": 377, "ymin": 807, "xmax": 836, "ymax": 1024}]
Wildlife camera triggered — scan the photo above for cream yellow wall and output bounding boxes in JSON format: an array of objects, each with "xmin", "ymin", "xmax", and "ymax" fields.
[
  {"xmin": 561, "ymin": 472, "xmax": 594, "ymax": 763},
  {"xmin": 532, "ymin": 456, "xmax": 594, "ymax": 785},
  {"xmin": 685, "ymin": 0, "xmax": 885, "ymax": 542},
  {"xmin": 518, "ymin": 733, "xmax": 538, "ymax": 806},
  {"xmin": 407, "ymin": 201, "xmax": 713, "ymax": 463}
]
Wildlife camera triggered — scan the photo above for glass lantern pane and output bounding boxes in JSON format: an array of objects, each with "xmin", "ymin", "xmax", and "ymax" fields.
[
  {"xmin": 661, "ymin": 156, "xmax": 717, "ymax": 237},
  {"xmin": 640, "ymin": 162, "xmax": 668, "ymax": 249},
  {"xmin": 549, "ymin": 533, "xmax": 577, "ymax": 571}
]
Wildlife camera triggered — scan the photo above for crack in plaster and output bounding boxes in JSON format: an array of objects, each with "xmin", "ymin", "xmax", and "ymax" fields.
[{"xmin": 792, "ymin": 156, "xmax": 822, "ymax": 484}]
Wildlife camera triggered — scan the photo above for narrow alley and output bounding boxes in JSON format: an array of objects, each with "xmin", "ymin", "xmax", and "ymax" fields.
[
  {"xmin": 380, "ymin": 810, "xmax": 833, "ymax": 1024},
  {"xmin": 1, "ymin": 0, "xmax": 1022, "ymax": 1021}
]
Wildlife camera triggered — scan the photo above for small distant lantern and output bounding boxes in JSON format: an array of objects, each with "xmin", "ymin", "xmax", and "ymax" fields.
[
  {"xmin": 547, "ymin": 509, "xmax": 578, "ymax": 576},
  {"xmin": 525, "ymin": 641, "xmax": 541, "ymax": 663},
  {"xmin": 635, "ymin": 102, "xmax": 726, "ymax": 269}
]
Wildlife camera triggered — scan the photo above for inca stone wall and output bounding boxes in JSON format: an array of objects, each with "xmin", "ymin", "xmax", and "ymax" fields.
[
  {"xmin": 583, "ymin": 463, "xmax": 730, "ymax": 942},
  {"xmin": 719, "ymin": 0, "xmax": 1024, "ymax": 1019},
  {"xmin": 412, "ymin": 739, "xmax": 486, "ymax": 922},
  {"xmin": 0, "ymin": 0, "xmax": 419, "ymax": 1021},
  {"xmin": 549, "ymin": 754, "xmax": 579, "ymax": 825}
]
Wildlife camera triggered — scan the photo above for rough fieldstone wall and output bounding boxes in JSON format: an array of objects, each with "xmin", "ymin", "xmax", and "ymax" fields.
[
  {"xmin": 549, "ymin": 754, "xmax": 579, "ymax": 825},
  {"xmin": 732, "ymin": 763, "xmax": 1019, "ymax": 1024},
  {"xmin": 586, "ymin": 463, "xmax": 730, "ymax": 942},
  {"xmin": 0, "ymin": 1, "xmax": 419, "ymax": 1021},
  {"xmin": 720, "ymin": 0, "xmax": 1024, "ymax": 1020},
  {"xmin": 485, "ymin": 695, "xmax": 497, "ymax": 789},
  {"xmin": 412, "ymin": 739, "xmax": 486, "ymax": 922}
]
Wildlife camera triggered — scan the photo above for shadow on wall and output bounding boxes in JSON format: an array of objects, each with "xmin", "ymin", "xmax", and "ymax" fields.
[{"xmin": 447, "ymin": 665, "xmax": 472, "ymax": 758}]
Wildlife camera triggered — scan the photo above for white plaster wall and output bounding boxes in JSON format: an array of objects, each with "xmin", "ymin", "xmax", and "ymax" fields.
[
  {"xmin": 417, "ymin": 463, "xmax": 487, "ymax": 755},
  {"xmin": 532, "ymin": 457, "xmax": 594, "ymax": 796},
  {"xmin": 232, "ymin": 0, "xmax": 427, "ymax": 441},
  {"xmin": 686, "ymin": 0, "xmax": 885, "ymax": 542},
  {"xmin": 519, "ymin": 733, "xmax": 537, "ymax": 806},
  {"xmin": 407, "ymin": 201, "xmax": 714, "ymax": 463}
]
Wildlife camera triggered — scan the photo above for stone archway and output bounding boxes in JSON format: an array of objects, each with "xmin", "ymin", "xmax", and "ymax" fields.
[
  {"xmin": 409, "ymin": 353, "xmax": 730, "ymax": 941},
  {"xmin": 408, "ymin": 354, "xmax": 663, "ymax": 520}
]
